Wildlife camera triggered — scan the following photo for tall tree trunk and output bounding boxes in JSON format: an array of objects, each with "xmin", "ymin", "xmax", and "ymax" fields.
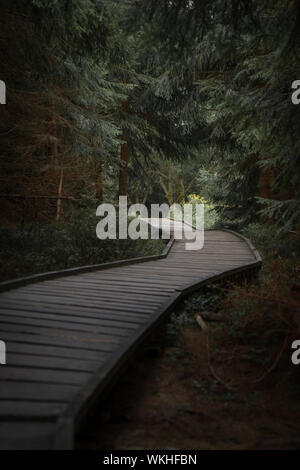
[
  {"xmin": 56, "ymin": 166, "xmax": 64, "ymax": 221},
  {"xmin": 52, "ymin": 96, "xmax": 64, "ymax": 222},
  {"xmin": 118, "ymin": 100, "xmax": 129, "ymax": 197},
  {"xmin": 159, "ymin": 177, "xmax": 173, "ymax": 206},
  {"xmin": 95, "ymin": 161, "xmax": 103, "ymax": 203},
  {"xmin": 51, "ymin": 97, "xmax": 58, "ymax": 164},
  {"xmin": 176, "ymin": 174, "xmax": 185, "ymax": 205},
  {"xmin": 258, "ymin": 167, "xmax": 274, "ymax": 200},
  {"xmin": 258, "ymin": 167, "xmax": 274, "ymax": 222},
  {"xmin": 167, "ymin": 164, "xmax": 174, "ymax": 205}
]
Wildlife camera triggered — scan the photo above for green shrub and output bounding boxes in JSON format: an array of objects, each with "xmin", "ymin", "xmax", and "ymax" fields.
[{"xmin": 0, "ymin": 206, "xmax": 165, "ymax": 281}]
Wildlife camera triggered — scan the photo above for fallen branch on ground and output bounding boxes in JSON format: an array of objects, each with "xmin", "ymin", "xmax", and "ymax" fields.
[
  {"xmin": 195, "ymin": 314, "xmax": 209, "ymax": 333},
  {"xmin": 199, "ymin": 311, "xmax": 228, "ymax": 322}
]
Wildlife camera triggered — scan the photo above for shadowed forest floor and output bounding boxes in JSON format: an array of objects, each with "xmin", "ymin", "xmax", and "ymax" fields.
[{"xmin": 77, "ymin": 313, "xmax": 300, "ymax": 450}]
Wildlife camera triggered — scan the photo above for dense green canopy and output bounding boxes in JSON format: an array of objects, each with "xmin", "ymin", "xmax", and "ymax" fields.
[{"xmin": 1, "ymin": 0, "xmax": 299, "ymax": 234}]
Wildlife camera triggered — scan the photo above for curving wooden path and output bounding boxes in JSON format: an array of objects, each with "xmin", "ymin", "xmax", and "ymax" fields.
[{"xmin": 0, "ymin": 219, "xmax": 261, "ymax": 449}]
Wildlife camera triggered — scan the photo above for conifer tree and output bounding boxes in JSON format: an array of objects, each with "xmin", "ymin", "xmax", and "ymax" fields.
[{"xmin": 130, "ymin": 0, "xmax": 300, "ymax": 232}]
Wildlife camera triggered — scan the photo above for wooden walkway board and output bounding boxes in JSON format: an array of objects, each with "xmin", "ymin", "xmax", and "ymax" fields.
[{"xmin": 0, "ymin": 221, "xmax": 261, "ymax": 449}]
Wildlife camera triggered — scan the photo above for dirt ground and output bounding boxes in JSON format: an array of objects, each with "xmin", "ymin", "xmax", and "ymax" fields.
[{"xmin": 77, "ymin": 324, "xmax": 300, "ymax": 450}]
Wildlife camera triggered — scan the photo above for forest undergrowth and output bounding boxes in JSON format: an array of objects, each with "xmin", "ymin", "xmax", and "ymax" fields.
[
  {"xmin": 0, "ymin": 204, "xmax": 165, "ymax": 281},
  {"xmin": 77, "ymin": 225, "xmax": 300, "ymax": 450}
]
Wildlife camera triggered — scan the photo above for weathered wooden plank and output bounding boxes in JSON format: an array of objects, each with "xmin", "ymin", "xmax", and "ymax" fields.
[
  {"xmin": 6, "ymin": 353, "xmax": 99, "ymax": 373},
  {"xmin": 0, "ymin": 401, "xmax": 66, "ymax": 418},
  {"xmin": 0, "ymin": 366, "xmax": 90, "ymax": 386},
  {"xmin": 0, "ymin": 302, "xmax": 149, "ymax": 324},
  {"xmin": 59, "ymin": 284, "xmax": 172, "ymax": 296},
  {"xmin": 168, "ymin": 248, "xmax": 253, "ymax": 255},
  {"xmin": 154, "ymin": 261, "xmax": 247, "ymax": 269},
  {"xmin": 5, "ymin": 339, "xmax": 108, "ymax": 361},
  {"xmin": 0, "ymin": 307, "xmax": 140, "ymax": 330},
  {"xmin": 53, "ymin": 278, "xmax": 176, "ymax": 293},
  {"xmin": 80, "ymin": 269, "xmax": 178, "ymax": 281},
  {"xmin": 22, "ymin": 285, "xmax": 168, "ymax": 303},
  {"xmin": 79, "ymin": 274, "xmax": 182, "ymax": 286},
  {"xmin": 106, "ymin": 269, "xmax": 198, "ymax": 280},
  {"xmin": 0, "ymin": 422, "xmax": 57, "ymax": 450},
  {"xmin": 0, "ymin": 330, "xmax": 119, "ymax": 353},
  {"xmin": 79, "ymin": 275, "xmax": 184, "ymax": 288},
  {"xmin": 15, "ymin": 289, "xmax": 164, "ymax": 307},
  {"xmin": 120, "ymin": 266, "xmax": 206, "ymax": 275},
  {"xmin": 0, "ymin": 314, "xmax": 133, "ymax": 337},
  {"xmin": 0, "ymin": 296, "xmax": 156, "ymax": 314},
  {"xmin": 0, "ymin": 323, "xmax": 121, "ymax": 347},
  {"xmin": 0, "ymin": 382, "xmax": 77, "ymax": 401}
]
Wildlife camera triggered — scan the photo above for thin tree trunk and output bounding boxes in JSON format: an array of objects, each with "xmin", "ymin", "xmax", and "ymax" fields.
[
  {"xmin": 167, "ymin": 164, "xmax": 174, "ymax": 205},
  {"xmin": 258, "ymin": 167, "xmax": 274, "ymax": 200},
  {"xmin": 118, "ymin": 100, "xmax": 129, "ymax": 197},
  {"xmin": 176, "ymin": 174, "xmax": 185, "ymax": 205},
  {"xmin": 258, "ymin": 167, "xmax": 274, "ymax": 222},
  {"xmin": 51, "ymin": 97, "xmax": 58, "ymax": 164},
  {"xmin": 51, "ymin": 95, "xmax": 64, "ymax": 222},
  {"xmin": 159, "ymin": 177, "xmax": 173, "ymax": 206},
  {"xmin": 56, "ymin": 166, "xmax": 64, "ymax": 221},
  {"xmin": 95, "ymin": 161, "xmax": 103, "ymax": 203}
]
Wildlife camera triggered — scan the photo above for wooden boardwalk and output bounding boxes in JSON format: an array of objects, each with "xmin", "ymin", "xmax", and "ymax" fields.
[{"xmin": 0, "ymin": 220, "xmax": 261, "ymax": 449}]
